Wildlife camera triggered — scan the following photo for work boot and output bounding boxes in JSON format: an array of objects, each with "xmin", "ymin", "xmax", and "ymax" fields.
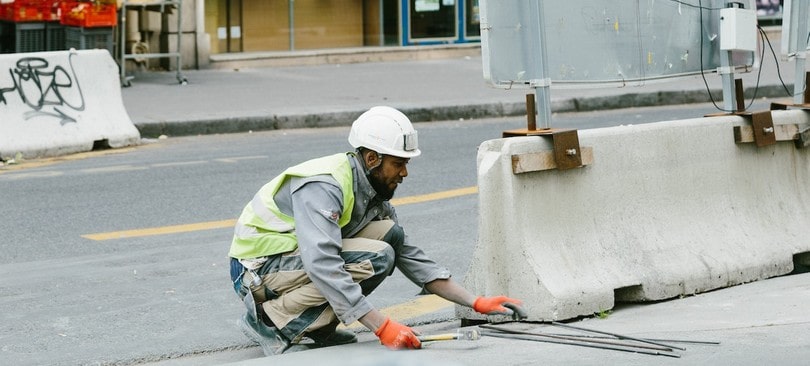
[
  {"xmin": 238, "ymin": 313, "xmax": 291, "ymax": 356},
  {"xmin": 305, "ymin": 325, "xmax": 358, "ymax": 347},
  {"xmin": 238, "ymin": 291, "xmax": 290, "ymax": 356}
]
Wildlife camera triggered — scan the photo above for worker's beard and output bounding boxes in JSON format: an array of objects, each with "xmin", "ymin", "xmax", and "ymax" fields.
[{"xmin": 368, "ymin": 170, "xmax": 397, "ymax": 201}]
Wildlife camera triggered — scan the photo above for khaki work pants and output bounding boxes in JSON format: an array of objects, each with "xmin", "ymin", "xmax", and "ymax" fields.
[{"xmin": 234, "ymin": 220, "xmax": 398, "ymax": 343}]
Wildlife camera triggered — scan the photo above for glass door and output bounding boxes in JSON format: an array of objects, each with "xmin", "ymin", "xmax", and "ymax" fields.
[{"xmin": 409, "ymin": 0, "xmax": 456, "ymax": 42}]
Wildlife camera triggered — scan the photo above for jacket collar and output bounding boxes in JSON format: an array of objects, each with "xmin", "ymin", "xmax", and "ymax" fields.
[{"xmin": 349, "ymin": 152, "xmax": 378, "ymax": 202}]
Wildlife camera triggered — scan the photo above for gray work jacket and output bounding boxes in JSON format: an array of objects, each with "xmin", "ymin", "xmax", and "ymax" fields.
[{"xmin": 274, "ymin": 153, "xmax": 451, "ymax": 325}]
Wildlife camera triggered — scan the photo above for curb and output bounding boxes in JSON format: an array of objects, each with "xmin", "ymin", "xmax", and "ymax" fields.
[{"xmin": 134, "ymin": 84, "xmax": 794, "ymax": 138}]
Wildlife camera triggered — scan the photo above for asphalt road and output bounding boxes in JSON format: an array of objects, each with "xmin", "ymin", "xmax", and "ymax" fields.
[{"xmin": 0, "ymin": 101, "xmax": 782, "ymax": 365}]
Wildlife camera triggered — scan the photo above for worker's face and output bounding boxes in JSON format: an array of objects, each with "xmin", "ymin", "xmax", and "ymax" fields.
[{"xmin": 367, "ymin": 153, "xmax": 410, "ymax": 200}]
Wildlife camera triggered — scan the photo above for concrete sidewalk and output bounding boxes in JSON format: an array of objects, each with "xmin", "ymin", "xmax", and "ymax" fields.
[
  {"xmin": 147, "ymin": 271, "xmax": 810, "ymax": 366},
  {"xmin": 243, "ymin": 272, "xmax": 810, "ymax": 366}
]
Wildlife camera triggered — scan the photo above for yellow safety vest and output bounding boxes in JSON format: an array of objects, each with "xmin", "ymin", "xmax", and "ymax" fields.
[{"xmin": 228, "ymin": 153, "xmax": 355, "ymax": 259}]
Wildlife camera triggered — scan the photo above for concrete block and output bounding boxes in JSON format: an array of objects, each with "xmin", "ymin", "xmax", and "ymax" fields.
[
  {"xmin": 458, "ymin": 111, "xmax": 810, "ymax": 322},
  {"xmin": 0, "ymin": 50, "xmax": 140, "ymax": 159}
]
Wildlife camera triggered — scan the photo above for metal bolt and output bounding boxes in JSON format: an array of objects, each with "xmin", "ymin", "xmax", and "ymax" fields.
[
  {"xmin": 566, "ymin": 148, "xmax": 577, "ymax": 156},
  {"xmin": 763, "ymin": 127, "xmax": 774, "ymax": 134}
]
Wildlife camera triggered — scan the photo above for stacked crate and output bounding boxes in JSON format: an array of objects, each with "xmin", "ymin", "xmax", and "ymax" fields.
[
  {"xmin": 44, "ymin": 0, "xmax": 64, "ymax": 51},
  {"xmin": 61, "ymin": 1, "xmax": 117, "ymax": 54},
  {"xmin": 0, "ymin": 0, "xmax": 48, "ymax": 53},
  {"xmin": 0, "ymin": 0, "xmax": 116, "ymax": 53}
]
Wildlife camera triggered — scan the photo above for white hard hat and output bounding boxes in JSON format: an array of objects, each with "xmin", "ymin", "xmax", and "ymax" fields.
[{"xmin": 348, "ymin": 106, "xmax": 421, "ymax": 158}]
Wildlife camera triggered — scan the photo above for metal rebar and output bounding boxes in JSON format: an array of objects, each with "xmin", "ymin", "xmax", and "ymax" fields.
[
  {"xmin": 479, "ymin": 324, "xmax": 673, "ymax": 352},
  {"xmin": 550, "ymin": 321, "xmax": 686, "ymax": 351},
  {"xmin": 480, "ymin": 331, "xmax": 681, "ymax": 358},
  {"xmin": 541, "ymin": 332, "xmax": 720, "ymax": 345}
]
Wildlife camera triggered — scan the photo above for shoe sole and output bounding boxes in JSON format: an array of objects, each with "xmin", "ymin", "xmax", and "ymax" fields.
[
  {"xmin": 237, "ymin": 316, "xmax": 289, "ymax": 356},
  {"xmin": 307, "ymin": 328, "xmax": 357, "ymax": 347},
  {"xmin": 313, "ymin": 336, "xmax": 358, "ymax": 347}
]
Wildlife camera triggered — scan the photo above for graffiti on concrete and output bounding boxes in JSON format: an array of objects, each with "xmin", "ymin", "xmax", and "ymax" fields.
[{"xmin": 0, "ymin": 55, "xmax": 86, "ymax": 125}]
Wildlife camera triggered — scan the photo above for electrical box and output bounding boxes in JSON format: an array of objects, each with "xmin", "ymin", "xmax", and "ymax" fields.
[{"xmin": 720, "ymin": 7, "xmax": 757, "ymax": 52}]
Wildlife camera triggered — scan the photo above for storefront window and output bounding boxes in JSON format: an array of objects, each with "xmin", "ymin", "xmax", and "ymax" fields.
[
  {"xmin": 410, "ymin": 0, "xmax": 456, "ymax": 40},
  {"xmin": 465, "ymin": 0, "xmax": 480, "ymax": 38},
  {"xmin": 205, "ymin": 0, "xmax": 244, "ymax": 53}
]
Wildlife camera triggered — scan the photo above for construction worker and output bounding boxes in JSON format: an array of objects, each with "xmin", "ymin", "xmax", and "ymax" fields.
[{"xmin": 228, "ymin": 106, "xmax": 524, "ymax": 355}]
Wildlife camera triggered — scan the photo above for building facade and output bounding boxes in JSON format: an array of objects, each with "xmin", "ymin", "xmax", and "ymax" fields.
[
  {"xmin": 136, "ymin": 1, "xmax": 781, "ymax": 70},
  {"xmin": 206, "ymin": 0, "xmax": 480, "ymax": 53},
  {"xmin": 126, "ymin": 0, "xmax": 481, "ymax": 70}
]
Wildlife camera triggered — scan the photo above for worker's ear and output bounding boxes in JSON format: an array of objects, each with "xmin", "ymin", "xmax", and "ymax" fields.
[{"xmin": 364, "ymin": 149, "xmax": 382, "ymax": 169}]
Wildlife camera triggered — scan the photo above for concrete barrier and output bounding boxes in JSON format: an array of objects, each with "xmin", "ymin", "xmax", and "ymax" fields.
[
  {"xmin": 0, "ymin": 50, "xmax": 140, "ymax": 160},
  {"xmin": 458, "ymin": 110, "xmax": 810, "ymax": 322}
]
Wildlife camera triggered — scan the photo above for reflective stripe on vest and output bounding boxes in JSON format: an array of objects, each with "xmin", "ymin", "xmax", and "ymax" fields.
[{"xmin": 228, "ymin": 153, "xmax": 355, "ymax": 259}]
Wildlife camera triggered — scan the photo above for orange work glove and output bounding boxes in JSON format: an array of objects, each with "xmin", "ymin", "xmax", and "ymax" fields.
[
  {"xmin": 374, "ymin": 317, "xmax": 422, "ymax": 350},
  {"xmin": 473, "ymin": 296, "xmax": 526, "ymax": 318}
]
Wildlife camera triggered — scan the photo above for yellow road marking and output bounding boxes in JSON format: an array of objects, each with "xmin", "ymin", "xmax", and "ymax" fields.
[
  {"xmin": 338, "ymin": 295, "xmax": 453, "ymax": 330},
  {"xmin": 0, "ymin": 148, "xmax": 138, "ymax": 174},
  {"xmin": 214, "ymin": 156, "xmax": 269, "ymax": 163},
  {"xmin": 391, "ymin": 186, "xmax": 478, "ymax": 206},
  {"xmin": 0, "ymin": 170, "xmax": 64, "ymax": 180},
  {"xmin": 151, "ymin": 161, "xmax": 208, "ymax": 168},
  {"xmin": 80, "ymin": 165, "xmax": 149, "ymax": 174},
  {"xmin": 82, "ymin": 186, "xmax": 478, "ymax": 241},
  {"xmin": 82, "ymin": 219, "xmax": 236, "ymax": 241}
]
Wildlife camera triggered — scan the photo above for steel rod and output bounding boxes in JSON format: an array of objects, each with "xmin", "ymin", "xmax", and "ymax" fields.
[
  {"xmin": 480, "ymin": 331, "xmax": 681, "ymax": 358},
  {"xmin": 550, "ymin": 321, "xmax": 686, "ymax": 351},
  {"xmin": 480, "ymin": 324, "xmax": 673, "ymax": 352},
  {"xmin": 541, "ymin": 332, "xmax": 720, "ymax": 345}
]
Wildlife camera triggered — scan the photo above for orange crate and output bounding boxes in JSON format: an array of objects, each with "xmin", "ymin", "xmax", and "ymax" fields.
[
  {"xmin": 59, "ymin": 1, "xmax": 116, "ymax": 27},
  {"xmin": 41, "ymin": 1, "xmax": 62, "ymax": 21},
  {"xmin": 0, "ymin": 1, "xmax": 47, "ymax": 22}
]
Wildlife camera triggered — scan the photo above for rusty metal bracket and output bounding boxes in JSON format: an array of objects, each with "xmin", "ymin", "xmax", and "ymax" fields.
[
  {"xmin": 550, "ymin": 129, "xmax": 583, "ymax": 170},
  {"xmin": 503, "ymin": 94, "xmax": 590, "ymax": 173},
  {"xmin": 699, "ymin": 79, "xmax": 805, "ymax": 147},
  {"xmin": 750, "ymin": 110, "xmax": 776, "ymax": 147},
  {"xmin": 766, "ymin": 72, "xmax": 810, "ymax": 149},
  {"xmin": 733, "ymin": 110, "xmax": 803, "ymax": 147},
  {"xmin": 505, "ymin": 128, "xmax": 590, "ymax": 173}
]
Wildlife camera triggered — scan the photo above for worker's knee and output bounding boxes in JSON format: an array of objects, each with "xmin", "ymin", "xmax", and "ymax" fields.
[
  {"xmin": 380, "ymin": 244, "xmax": 395, "ymax": 274},
  {"xmin": 357, "ymin": 244, "xmax": 395, "ymax": 295},
  {"xmin": 382, "ymin": 223, "xmax": 405, "ymax": 248}
]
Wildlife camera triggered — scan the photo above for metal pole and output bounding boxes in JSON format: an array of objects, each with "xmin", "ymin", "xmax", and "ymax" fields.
[
  {"xmin": 289, "ymin": 0, "xmax": 295, "ymax": 51},
  {"xmin": 719, "ymin": 51, "xmax": 736, "ymax": 111},
  {"xmin": 120, "ymin": 2, "xmax": 126, "ymax": 85},
  {"xmin": 379, "ymin": 0, "xmax": 384, "ymax": 46},
  {"xmin": 176, "ymin": 0, "xmax": 183, "ymax": 82},
  {"xmin": 718, "ymin": 1, "xmax": 738, "ymax": 112},
  {"xmin": 794, "ymin": 0, "xmax": 809, "ymax": 104},
  {"xmin": 532, "ymin": 0, "xmax": 552, "ymax": 129}
]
